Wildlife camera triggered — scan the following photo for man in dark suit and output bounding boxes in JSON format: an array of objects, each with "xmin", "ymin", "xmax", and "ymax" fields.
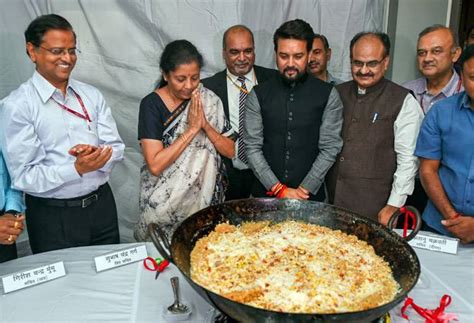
[{"xmin": 202, "ymin": 25, "xmax": 276, "ymax": 200}]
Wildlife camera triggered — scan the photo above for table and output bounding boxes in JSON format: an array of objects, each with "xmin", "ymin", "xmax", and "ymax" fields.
[
  {"xmin": 390, "ymin": 242, "xmax": 474, "ymax": 322},
  {"xmin": 0, "ymin": 243, "xmax": 214, "ymax": 322},
  {"xmin": 0, "ymin": 235, "xmax": 473, "ymax": 322}
]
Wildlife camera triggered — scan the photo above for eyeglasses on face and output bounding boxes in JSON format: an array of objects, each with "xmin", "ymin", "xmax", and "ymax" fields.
[
  {"xmin": 37, "ymin": 45, "xmax": 80, "ymax": 56},
  {"xmin": 351, "ymin": 57, "xmax": 386, "ymax": 69}
]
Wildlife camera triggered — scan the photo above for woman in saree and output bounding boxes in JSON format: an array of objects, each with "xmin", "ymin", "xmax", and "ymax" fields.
[{"xmin": 135, "ymin": 40, "xmax": 235, "ymax": 241}]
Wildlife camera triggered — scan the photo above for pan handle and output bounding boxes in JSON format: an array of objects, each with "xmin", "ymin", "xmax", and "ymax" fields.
[
  {"xmin": 147, "ymin": 223, "xmax": 174, "ymax": 263},
  {"xmin": 387, "ymin": 206, "xmax": 422, "ymax": 241}
]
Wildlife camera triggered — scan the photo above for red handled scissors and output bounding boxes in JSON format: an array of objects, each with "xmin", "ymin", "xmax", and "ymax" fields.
[{"xmin": 143, "ymin": 257, "xmax": 170, "ymax": 280}]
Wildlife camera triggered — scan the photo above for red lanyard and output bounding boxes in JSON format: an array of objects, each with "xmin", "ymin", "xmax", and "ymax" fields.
[
  {"xmin": 420, "ymin": 78, "xmax": 463, "ymax": 112},
  {"xmin": 52, "ymin": 90, "xmax": 92, "ymax": 124}
]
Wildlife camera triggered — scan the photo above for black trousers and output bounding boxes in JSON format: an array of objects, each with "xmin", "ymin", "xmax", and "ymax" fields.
[
  {"xmin": 25, "ymin": 183, "xmax": 120, "ymax": 254},
  {"xmin": 0, "ymin": 244, "xmax": 17, "ymax": 263},
  {"xmin": 225, "ymin": 167, "xmax": 256, "ymax": 201}
]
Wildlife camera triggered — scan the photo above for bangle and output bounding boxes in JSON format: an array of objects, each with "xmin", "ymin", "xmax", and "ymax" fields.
[
  {"xmin": 276, "ymin": 186, "xmax": 288, "ymax": 199},
  {"xmin": 266, "ymin": 182, "xmax": 282, "ymax": 196},
  {"xmin": 266, "ymin": 182, "xmax": 287, "ymax": 197},
  {"xmin": 180, "ymin": 133, "xmax": 188, "ymax": 144},
  {"xmin": 274, "ymin": 184, "xmax": 284, "ymax": 196}
]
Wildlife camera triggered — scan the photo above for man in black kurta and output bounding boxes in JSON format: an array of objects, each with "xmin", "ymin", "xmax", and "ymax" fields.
[{"xmin": 243, "ymin": 19, "xmax": 343, "ymax": 200}]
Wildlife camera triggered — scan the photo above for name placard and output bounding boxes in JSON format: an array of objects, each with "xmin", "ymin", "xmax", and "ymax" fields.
[
  {"xmin": 395, "ymin": 230, "xmax": 459, "ymax": 254},
  {"xmin": 2, "ymin": 261, "xmax": 66, "ymax": 294},
  {"xmin": 94, "ymin": 244, "xmax": 148, "ymax": 272}
]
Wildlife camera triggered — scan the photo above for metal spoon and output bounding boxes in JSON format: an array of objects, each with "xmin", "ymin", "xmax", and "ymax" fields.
[{"xmin": 167, "ymin": 276, "xmax": 190, "ymax": 314}]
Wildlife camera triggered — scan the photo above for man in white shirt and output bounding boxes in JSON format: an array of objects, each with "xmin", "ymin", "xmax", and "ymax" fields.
[
  {"xmin": 0, "ymin": 14, "xmax": 124, "ymax": 253},
  {"xmin": 202, "ymin": 25, "xmax": 276, "ymax": 200}
]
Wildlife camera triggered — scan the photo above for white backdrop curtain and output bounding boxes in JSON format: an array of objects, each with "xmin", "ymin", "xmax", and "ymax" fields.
[{"xmin": 0, "ymin": 0, "xmax": 385, "ymax": 245}]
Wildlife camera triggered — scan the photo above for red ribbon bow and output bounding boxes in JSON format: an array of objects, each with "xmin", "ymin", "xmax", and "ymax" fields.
[{"xmin": 401, "ymin": 295, "xmax": 458, "ymax": 322}]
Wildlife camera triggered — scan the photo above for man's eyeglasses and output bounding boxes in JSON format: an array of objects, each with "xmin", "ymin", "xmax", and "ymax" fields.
[
  {"xmin": 38, "ymin": 45, "xmax": 80, "ymax": 56},
  {"xmin": 351, "ymin": 57, "xmax": 386, "ymax": 69}
]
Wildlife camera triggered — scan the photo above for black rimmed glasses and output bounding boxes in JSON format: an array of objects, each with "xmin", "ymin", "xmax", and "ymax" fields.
[
  {"xmin": 38, "ymin": 45, "xmax": 80, "ymax": 56},
  {"xmin": 351, "ymin": 57, "xmax": 386, "ymax": 69}
]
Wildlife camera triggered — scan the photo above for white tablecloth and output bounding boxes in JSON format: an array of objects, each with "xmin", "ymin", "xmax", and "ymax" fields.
[
  {"xmin": 0, "ymin": 234, "xmax": 473, "ymax": 322},
  {"xmin": 390, "ymin": 243, "xmax": 474, "ymax": 322}
]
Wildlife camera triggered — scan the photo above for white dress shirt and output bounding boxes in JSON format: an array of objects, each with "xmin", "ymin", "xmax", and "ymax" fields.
[
  {"xmin": 226, "ymin": 68, "xmax": 256, "ymax": 170},
  {"xmin": 388, "ymin": 93, "xmax": 424, "ymax": 206},
  {"xmin": 0, "ymin": 71, "xmax": 124, "ymax": 199}
]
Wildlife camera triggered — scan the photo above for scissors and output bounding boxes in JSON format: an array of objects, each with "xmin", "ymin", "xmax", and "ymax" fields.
[{"xmin": 143, "ymin": 256, "xmax": 170, "ymax": 279}]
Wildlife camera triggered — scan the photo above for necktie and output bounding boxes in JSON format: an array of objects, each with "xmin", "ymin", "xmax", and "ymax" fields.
[{"xmin": 237, "ymin": 76, "xmax": 248, "ymax": 164}]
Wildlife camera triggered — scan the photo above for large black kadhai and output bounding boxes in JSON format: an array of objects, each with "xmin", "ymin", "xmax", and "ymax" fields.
[{"xmin": 150, "ymin": 198, "xmax": 421, "ymax": 323}]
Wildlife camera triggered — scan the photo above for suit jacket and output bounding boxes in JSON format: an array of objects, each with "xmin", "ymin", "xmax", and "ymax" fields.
[{"xmin": 201, "ymin": 65, "xmax": 277, "ymax": 120}]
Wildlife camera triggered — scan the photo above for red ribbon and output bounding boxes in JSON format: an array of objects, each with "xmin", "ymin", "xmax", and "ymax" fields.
[
  {"xmin": 143, "ymin": 257, "xmax": 169, "ymax": 272},
  {"xmin": 157, "ymin": 259, "xmax": 170, "ymax": 272},
  {"xmin": 399, "ymin": 206, "xmax": 417, "ymax": 238},
  {"xmin": 401, "ymin": 295, "xmax": 458, "ymax": 322}
]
